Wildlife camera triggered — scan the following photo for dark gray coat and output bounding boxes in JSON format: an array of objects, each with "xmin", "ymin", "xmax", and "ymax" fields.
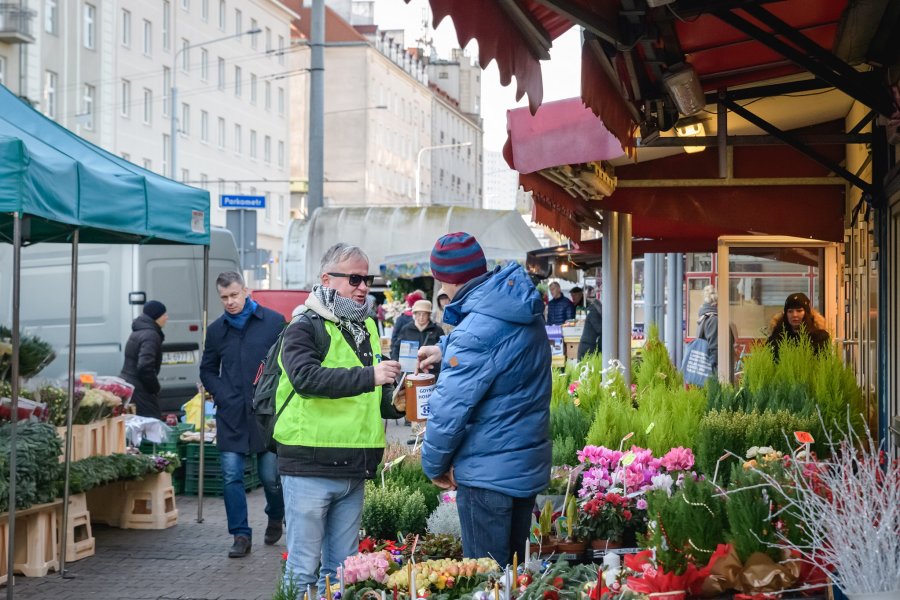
[
  {"xmin": 199, "ymin": 304, "xmax": 284, "ymax": 453},
  {"xmin": 120, "ymin": 314, "xmax": 164, "ymax": 419}
]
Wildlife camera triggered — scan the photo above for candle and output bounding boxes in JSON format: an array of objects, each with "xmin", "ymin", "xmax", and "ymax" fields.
[
  {"xmin": 525, "ymin": 538, "xmax": 530, "ymax": 561},
  {"xmin": 494, "ymin": 582, "xmax": 500, "ymax": 600},
  {"xmin": 307, "ymin": 585, "xmax": 312, "ymax": 600},
  {"xmin": 410, "ymin": 568, "xmax": 417, "ymax": 599},
  {"xmin": 512, "ymin": 552, "xmax": 518, "ymax": 577},
  {"xmin": 340, "ymin": 563, "xmax": 345, "ymax": 596},
  {"xmin": 382, "ymin": 591, "xmax": 387, "ymax": 600},
  {"xmin": 326, "ymin": 575, "xmax": 332, "ymax": 600}
]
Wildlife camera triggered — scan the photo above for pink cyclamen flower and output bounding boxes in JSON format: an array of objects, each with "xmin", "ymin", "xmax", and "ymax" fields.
[{"xmin": 660, "ymin": 447, "xmax": 695, "ymax": 472}]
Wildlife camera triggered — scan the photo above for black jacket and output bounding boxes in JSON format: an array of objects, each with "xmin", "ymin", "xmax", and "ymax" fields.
[
  {"xmin": 119, "ymin": 314, "xmax": 164, "ymax": 419},
  {"xmin": 390, "ymin": 319, "xmax": 444, "ymax": 374},
  {"xmin": 577, "ymin": 300, "xmax": 602, "ymax": 360},
  {"xmin": 277, "ymin": 312, "xmax": 404, "ymax": 479},
  {"xmin": 766, "ymin": 312, "xmax": 830, "ymax": 360},
  {"xmin": 199, "ymin": 304, "xmax": 285, "ymax": 453}
]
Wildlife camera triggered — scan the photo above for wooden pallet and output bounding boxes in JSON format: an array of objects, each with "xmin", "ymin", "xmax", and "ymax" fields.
[
  {"xmin": 0, "ymin": 500, "xmax": 63, "ymax": 579},
  {"xmin": 119, "ymin": 472, "xmax": 178, "ymax": 530}
]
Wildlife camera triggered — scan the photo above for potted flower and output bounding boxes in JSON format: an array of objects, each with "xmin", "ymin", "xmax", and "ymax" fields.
[
  {"xmin": 556, "ymin": 495, "xmax": 587, "ymax": 554},
  {"xmin": 577, "ymin": 491, "xmax": 631, "ymax": 549},
  {"xmin": 538, "ymin": 499, "xmax": 557, "ymax": 554}
]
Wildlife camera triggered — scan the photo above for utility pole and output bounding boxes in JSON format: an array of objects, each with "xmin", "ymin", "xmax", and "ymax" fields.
[{"xmin": 307, "ymin": 0, "xmax": 325, "ymax": 215}]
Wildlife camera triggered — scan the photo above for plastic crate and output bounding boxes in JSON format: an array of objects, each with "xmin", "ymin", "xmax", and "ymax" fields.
[
  {"xmin": 139, "ymin": 440, "xmax": 182, "ymax": 458},
  {"xmin": 182, "ymin": 458, "xmax": 258, "ymax": 497},
  {"xmin": 185, "ymin": 442, "xmax": 220, "ymax": 461}
]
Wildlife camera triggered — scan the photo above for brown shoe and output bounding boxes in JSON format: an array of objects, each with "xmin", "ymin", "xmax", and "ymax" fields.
[
  {"xmin": 228, "ymin": 535, "xmax": 252, "ymax": 558},
  {"xmin": 264, "ymin": 519, "xmax": 283, "ymax": 545}
]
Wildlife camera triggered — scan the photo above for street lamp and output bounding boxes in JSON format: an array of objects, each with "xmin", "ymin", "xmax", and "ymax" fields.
[
  {"xmin": 415, "ymin": 141, "xmax": 473, "ymax": 207},
  {"xmin": 170, "ymin": 28, "xmax": 262, "ymax": 180}
]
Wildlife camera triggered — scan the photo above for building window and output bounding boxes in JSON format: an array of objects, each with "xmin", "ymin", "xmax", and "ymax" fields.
[
  {"xmin": 82, "ymin": 84, "xmax": 95, "ymax": 130},
  {"xmin": 181, "ymin": 0, "xmax": 189, "ymax": 10},
  {"xmin": 200, "ymin": 173, "xmax": 208, "ymax": 189},
  {"xmin": 122, "ymin": 152, "xmax": 130, "ymax": 161},
  {"xmin": 181, "ymin": 168, "xmax": 189, "ymax": 183},
  {"xmin": 234, "ymin": 66, "xmax": 242, "ymax": 97},
  {"xmin": 200, "ymin": 110, "xmax": 209, "ymax": 142},
  {"xmin": 217, "ymin": 57, "xmax": 225, "ymax": 90},
  {"xmin": 143, "ymin": 20, "xmax": 152, "ymax": 55},
  {"xmin": 277, "ymin": 140, "xmax": 284, "ymax": 167},
  {"xmin": 218, "ymin": 0, "xmax": 226, "ymax": 31},
  {"xmin": 264, "ymin": 81, "xmax": 271, "ymax": 110},
  {"xmin": 200, "ymin": 49, "xmax": 209, "ymax": 81},
  {"xmin": 250, "ymin": 19, "xmax": 258, "ymax": 49},
  {"xmin": 278, "ymin": 35, "xmax": 285, "ymax": 65},
  {"xmin": 162, "ymin": 67, "xmax": 170, "ymax": 116},
  {"xmin": 234, "ymin": 8, "xmax": 242, "ymax": 36},
  {"xmin": 162, "ymin": 0, "xmax": 170, "ymax": 50},
  {"xmin": 264, "ymin": 135, "xmax": 271, "ymax": 163},
  {"xmin": 45, "ymin": 0, "xmax": 58, "ymax": 34},
  {"xmin": 83, "ymin": 3, "xmax": 96, "ymax": 49},
  {"xmin": 121, "ymin": 9, "xmax": 131, "ymax": 47},
  {"xmin": 250, "ymin": 74, "xmax": 257, "ymax": 104},
  {"xmin": 234, "ymin": 124, "xmax": 242, "ymax": 154},
  {"xmin": 201, "ymin": 0, "xmax": 208, "ymax": 21},
  {"xmin": 249, "ymin": 129, "xmax": 257, "ymax": 158},
  {"xmin": 143, "ymin": 158, "xmax": 152, "ymax": 170},
  {"xmin": 181, "ymin": 102, "xmax": 190, "ymax": 135},
  {"xmin": 0, "ymin": 57, "xmax": 5, "ymax": 86},
  {"xmin": 120, "ymin": 79, "xmax": 131, "ymax": 117},
  {"xmin": 217, "ymin": 117, "xmax": 225, "ymax": 149},
  {"xmin": 438, "ymin": 72, "xmax": 448, "ymax": 79},
  {"xmin": 264, "ymin": 190, "xmax": 270, "ymax": 221},
  {"xmin": 162, "ymin": 134, "xmax": 169, "ymax": 174},
  {"xmin": 278, "ymin": 195, "xmax": 285, "ymax": 223},
  {"xmin": 277, "ymin": 87, "xmax": 284, "ymax": 116},
  {"xmin": 265, "ymin": 27, "xmax": 272, "ymax": 53},
  {"xmin": 142, "ymin": 88, "xmax": 152, "ymax": 124},
  {"xmin": 181, "ymin": 39, "xmax": 190, "ymax": 72}
]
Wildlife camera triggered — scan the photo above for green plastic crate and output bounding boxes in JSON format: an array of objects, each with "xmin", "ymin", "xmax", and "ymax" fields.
[
  {"xmin": 139, "ymin": 439, "xmax": 183, "ymax": 457},
  {"xmin": 185, "ymin": 442, "xmax": 220, "ymax": 461},
  {"xmin": 183, "ymin": 458, "xmax": 259, "ymax": 497}
]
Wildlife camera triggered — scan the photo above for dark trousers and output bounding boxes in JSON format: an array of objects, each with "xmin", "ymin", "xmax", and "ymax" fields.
[{"xmin": 456, "ymin": 484, "xmax": 535, "ymax": 566}]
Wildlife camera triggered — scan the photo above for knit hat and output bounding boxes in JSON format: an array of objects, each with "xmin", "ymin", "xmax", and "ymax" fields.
[
  {"xmin": 430, "ymin": 232, "xmax": 488, "ymax": 284},
  {"xmin": 405, "ymin": 291, "xmax": 425, "ymax": 307},
  {"xmin": 412, "ymin": 300, "xmax": 433, "ymax": 314},
  {"xmin": 784, "ymin": 292, "xmax": 810, "ymax": 314},
  {"xmin": 143, "ymin": 300, "xmax": 167, "ymax": 320}
]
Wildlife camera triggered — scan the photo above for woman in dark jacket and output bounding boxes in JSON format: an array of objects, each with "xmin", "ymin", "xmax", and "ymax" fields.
[
  {"xmin": 120, "ymin": 300, "xmax": 167, "ymax": 419},
  {"xmin": 391, "ymin": 300, "xmax": 443, "ymax": 375},
  {"xmin": 577, "ymin": 298, "xmax": 602, "ymax": 360},
  {"xmin": 766, "ymin": 292, "xmax": 830, "ymax": 360}
]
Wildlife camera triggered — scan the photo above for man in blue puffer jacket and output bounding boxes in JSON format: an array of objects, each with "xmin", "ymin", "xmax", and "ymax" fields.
[{"xmin": 417, "ymin": 232, "xmax": 551, "ymax": 566}]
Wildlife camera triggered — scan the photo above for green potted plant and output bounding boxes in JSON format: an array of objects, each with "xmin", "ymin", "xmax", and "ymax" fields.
[
  {"xmin": 556, "ymin": 495, "xmax": 587, "ymax": 554},
  {"xmin": 538, "ymin": 498, "xmax": 557, "ymax": 554},
  {"xmin": 576, "ymin": 491, "xmax": 630, "ymax": 549}
]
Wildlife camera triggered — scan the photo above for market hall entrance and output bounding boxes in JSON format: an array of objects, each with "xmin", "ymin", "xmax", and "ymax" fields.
[{"xmin": 715, "ymin": 236, "xmax": 841, "ymax": 383}]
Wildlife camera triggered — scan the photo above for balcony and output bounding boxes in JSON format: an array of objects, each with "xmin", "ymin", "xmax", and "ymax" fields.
[{"xmin": 0, "ymin": 4, "xmax": 36, "ymax": 44}]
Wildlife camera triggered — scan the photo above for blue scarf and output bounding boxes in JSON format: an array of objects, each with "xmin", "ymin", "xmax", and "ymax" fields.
[{"xmin": 224, "ymin": 298, "xmax": 258, "ymax": 330}]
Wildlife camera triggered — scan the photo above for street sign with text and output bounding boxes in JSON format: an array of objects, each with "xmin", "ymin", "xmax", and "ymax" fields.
[{"xmin": 220, "ymin": 194, "xmax": 266, "ymax": 209}]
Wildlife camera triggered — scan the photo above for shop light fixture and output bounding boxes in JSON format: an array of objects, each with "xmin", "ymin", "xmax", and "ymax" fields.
[
  {"xmin": 675, "ymin": 119, "xmax": 707, "ymax": 154},
  {"xmin": 663, "ymin": 65, "xmax": 705, "ymax": 117}
]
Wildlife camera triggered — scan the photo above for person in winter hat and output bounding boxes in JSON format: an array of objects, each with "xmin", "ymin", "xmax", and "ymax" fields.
[
  {"xmin": 416, "ymin": 232, "xmax": 551, "ymax": 567},
  {"xmin": 391, "ymin": 299, "xmax": 444, "ymax": 374},
  {"xmin": 766, "ymin": 292, "xmax": 830, "ymax": 360},
  {"xmin": 119, "ymin": 301, "xmax": 168, "ymax": 419},
  {"xmin": 390, "ymin": 289, "xmax": 425, "ymax": 350}
]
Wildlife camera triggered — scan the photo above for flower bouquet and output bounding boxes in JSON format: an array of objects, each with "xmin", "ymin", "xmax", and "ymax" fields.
[
  {"xmin": 73, "ymin": 388, "xmax": 122, "ymax": 424},
  {"xmin": 624, "ymin": 545, "xmax": 732, "ymax": 600}
]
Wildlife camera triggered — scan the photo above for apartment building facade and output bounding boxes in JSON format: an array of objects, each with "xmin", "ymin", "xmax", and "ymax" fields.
[{"xmin": 0, "ymin": 0, "xmax": 297, "ymax": 288}]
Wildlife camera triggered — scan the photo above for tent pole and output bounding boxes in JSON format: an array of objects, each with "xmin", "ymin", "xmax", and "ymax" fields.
[
  {"xmin": 59, "ymin": 228, "xmax": 79, "ymax": 577},
  {"xmin": 197, "ymin": 244, "xmax": 210, "ymax": 523},
  {"xmin": 6, "ymin": 212, "xmax": 22, "ymax": 600}
]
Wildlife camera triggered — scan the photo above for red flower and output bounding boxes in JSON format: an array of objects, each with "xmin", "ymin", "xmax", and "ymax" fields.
[
  {"xmin": 282, "ymin": 551, "xmax": 289, "ymax": 561},
  {"xmin": 552, "ymin": 577, "xmax": 565, "ymax": 589},
  {"xmin": 623, "ymin": 510, "xmax": 632, "ymax": 521},
  {"xmin": 358, "ymin": 537, "xmax": 376, "ymax": 553}
]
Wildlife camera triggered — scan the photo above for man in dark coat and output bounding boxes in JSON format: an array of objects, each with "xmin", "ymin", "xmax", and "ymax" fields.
[
  {"xmin": 120, "ymin": 300, "xmax": 167, "ymax": 419},
  {"xmin": 200, "ymin": 271, "xmax": 285, "ymax": 558},
  {"xmin": 546, "ymin": 281, "xmax": 575, "ymax": 325},
  {"xmin": 577, "ymin": 297, "xmax": 602, "ymax": 360}
]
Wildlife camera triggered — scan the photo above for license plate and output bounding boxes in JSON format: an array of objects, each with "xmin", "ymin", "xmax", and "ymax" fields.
[{"xmin": 162, "ymin": 351, "xmax": 196, "ymax": 365}]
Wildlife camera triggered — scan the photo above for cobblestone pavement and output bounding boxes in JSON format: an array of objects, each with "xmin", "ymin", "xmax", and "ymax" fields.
[{"xmin": 9, "ymin": 420, "xmax": 414, "ymax": 600}]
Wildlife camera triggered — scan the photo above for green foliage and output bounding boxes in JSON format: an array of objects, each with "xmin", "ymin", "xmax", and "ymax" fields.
[
  {"xmin": 634, "ymin": 324, "xmax": 682, "ymax": 391},
  {"xmin": 0, "ymin": 421, "xmax": 62, "ymax": 511},
  {"xmin": 637, "ymin": 385, "xmax": 706, "ymax": 455},
  {"xmin": 740, "ymin": 342, "xmax": 777, "ymax": 396},
  {"xmin": 812, "ymin": 344, "xmax": 866, "ymax": 434},
  {"xmin": 36, "ymin": 384, "xmax": 69, "ymax": 427},
  {"xmin": 379, "ymin": 457, "xmax": 441, "ymax": 516},
  {"xmin": 572, "ymin": 352, "xmax": 605, "ymax": 415},
  {"xmin": 362, "ymin": 481, "xmax": 428, "ymax": 539},
  {"xmin": 551, "ymin": 435, "xmax": 578, "ymax": 467},
  {"xmin": 539, "ymin": 498, "xmax": 554, "ymax": 536},
  {"xmin": 643, "ymin": 477, "xmax": 729, "ymax": 574},
  {"xmin": 696, "ymin": 410, "xmax": 820, "ymax": 486},
  {"xmin": 418, "ymin": 533, "xmax": 463, "ymax": 559},
  {"xmin": 550, "ymin": 401, "xmax": 592, "ymax": 465},
  {"xmin": 725, "ymin": 464, "xmax": 781, "ymax": 562},
  {"xmin": 585, "ymin": 393, "xmax": 633, "ymax": 449},
  {"xmin": 0, "ymin": 326, "xmax": 56, "ymax": 381},
  {"xmin": 66, "ymin": 453, "xmax": 157, "ymax": 493}
]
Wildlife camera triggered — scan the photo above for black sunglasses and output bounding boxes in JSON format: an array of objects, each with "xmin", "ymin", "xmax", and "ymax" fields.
[{"xmin": 327, "ymin": 272, "xmax": 375, "ymax": 287}]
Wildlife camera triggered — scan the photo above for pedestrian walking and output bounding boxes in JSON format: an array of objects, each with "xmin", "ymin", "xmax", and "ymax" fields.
[
  {"xmin": 119, "ymin": 300, "xmax": 167, "ymax": 419},
  {"xmin": 199, "ymin": 271, "xmax": 286, "ymax": 558},
  {"xmin": 273, "ymin": 243, "xmax": 405, "ymax": 594},
  {"xmin": 417, "ymin": 232, "xmax": 552, "ymax": 567},
  {"xmin": 546, "ymin": 281, "xmax": 575, "ymax": 325}
]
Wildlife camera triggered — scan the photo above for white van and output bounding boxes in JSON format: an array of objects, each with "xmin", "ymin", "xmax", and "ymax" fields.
[{"xmin": 0, "ymin": 228, "xmax": 241, "ymax": 414}]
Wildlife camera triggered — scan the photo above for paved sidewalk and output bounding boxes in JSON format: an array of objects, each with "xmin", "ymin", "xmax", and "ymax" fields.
[{"xmin": 10, "ymin": 420, "xmax": 414, "ymax": 600}]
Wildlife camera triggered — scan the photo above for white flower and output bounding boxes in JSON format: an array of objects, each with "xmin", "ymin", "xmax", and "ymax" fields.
[
  {"xmin": 758, "ymin": 446, "xmax": 775, "ymax": 456},
  {"xmin": 746, "ymin": 446, "xmax": 760, "ymax": 459},
  {"xmin": 651, "ymin": 473, "xmax": 674, "ymax": 495}
]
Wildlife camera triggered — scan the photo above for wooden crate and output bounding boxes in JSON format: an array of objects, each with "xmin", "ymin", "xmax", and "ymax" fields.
[
  {"xmin": 105, "ymin": 415, "xmax": 126, "ymax": 455},
  {"xmin": 119, "ymin": 472, "xmax": 178, "ymax": 530},
  {"xmin": 0, "ymin": 501, "xmax": 63, "ymax": 578},
  {"xmin": 85, "ymin": 482, "xmax": 127, "ymax": 527},
  {"xmin": 0, "ymin": 519, "xmax": 8, "ymax": 586},
  {"xmin": 56, "ymin": 421, "xmax": 108, "ymax": 461},
  {"xmin": 60, "ymin": 493, "xmax": 95, "ymax": 563}
]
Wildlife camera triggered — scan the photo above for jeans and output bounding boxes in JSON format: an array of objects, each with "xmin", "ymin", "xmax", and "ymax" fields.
[
  {"xmin": 219, "ymin": 451, "xmax": 284, "ymax": 538},
  {"xmin": 456, "ymin": 484, "xmax": 535, "ymax": 566},
  {"xmin": 281, "ymin": 476, "xmax": 364, "ymax": 594}
]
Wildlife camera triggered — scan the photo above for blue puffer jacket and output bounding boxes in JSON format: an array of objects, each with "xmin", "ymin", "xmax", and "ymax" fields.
[{"xmin": 421, "ymin": 263, "xmax": 552, "ymax": 497}]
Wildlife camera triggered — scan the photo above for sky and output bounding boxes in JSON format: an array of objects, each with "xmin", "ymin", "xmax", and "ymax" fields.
[{"xmin": 373, "ymin": 0, "xmax": 582, "ymax": 152}]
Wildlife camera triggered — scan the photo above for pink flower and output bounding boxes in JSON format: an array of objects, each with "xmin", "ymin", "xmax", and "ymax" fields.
[
  {"xmin": 636, "ymin": 498, "xmax": 648, "ymax": 510},
  {"xmin": 660, "ymin": 447, "xmax": 695, "ymax": 472}
]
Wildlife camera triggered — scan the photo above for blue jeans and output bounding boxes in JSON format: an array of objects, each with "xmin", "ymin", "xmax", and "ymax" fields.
[
  {"xmin": 219, "ymin": 451, "xmax": 284, "ymax": 538},
  {"xmin": 281, "ymin": 476, "xmax": 364, "ymax": 594},
  {"xmin": 456, "ymin": 484, "xmax": 535, "ymax": 566}
]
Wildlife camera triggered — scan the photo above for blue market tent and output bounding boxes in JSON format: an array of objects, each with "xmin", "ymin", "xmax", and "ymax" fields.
[
  {"xmin": 0, "ymin": 83, "xmax": 209, "ymax": 244},
  {"xmin": 0, "ymin": 83, "xmax": 211, "ymax": 589}
]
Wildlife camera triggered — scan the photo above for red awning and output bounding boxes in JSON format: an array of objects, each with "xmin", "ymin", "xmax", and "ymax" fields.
[{"xmin": 503, "ymin": 98, "xmax": 624, "ymax": 174}]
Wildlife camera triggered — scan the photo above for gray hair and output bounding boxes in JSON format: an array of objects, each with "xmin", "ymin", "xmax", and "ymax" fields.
[
  {"xmin": 703, "ymin": 284, "xmax": 718, "ymax": 305},
  {"xmin": 216, "ymin": 271, "xmax": 244, "ymax": 289},
  {"xmin": 320, "ymin": 243, "xmax": 370, "ymax": 276}
]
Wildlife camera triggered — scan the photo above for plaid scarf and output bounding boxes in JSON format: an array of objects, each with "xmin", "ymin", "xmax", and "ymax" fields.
[{"xmin": 311, "ymin": 285, "xmax": 369, "ymax": 348}]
